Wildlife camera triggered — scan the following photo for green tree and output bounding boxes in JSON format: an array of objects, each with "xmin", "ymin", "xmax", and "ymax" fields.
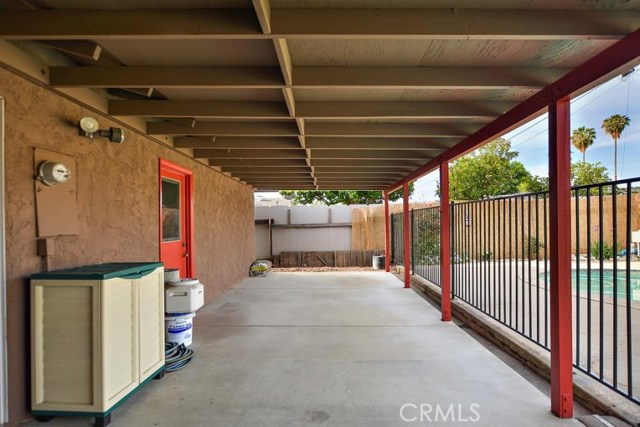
[
  {"xmin": 449, "ymin": 138, "xmax": 531, "ymax": 200},
  {"xmin": 601, "ymin": 114, "xmax": 631, "ymax": 181},
  {"xmin": 571, "ymin": 161, "xmax": 610, "ymax": 187},
  {"xmin": 280, "ymin": 184, "xmax": 413, "ymax": 206},
  {"xmin": 517, "ymin": 175, "xmax": 549, "ymax": 193},
  {"xmin": 571, "ymin": 126, "xmax": 596, "ymax": 163}
]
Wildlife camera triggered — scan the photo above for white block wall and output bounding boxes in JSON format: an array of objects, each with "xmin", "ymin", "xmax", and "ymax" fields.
[{"xmin": 254, "ymin": 205, "xmax": 362, "ymax": 258}]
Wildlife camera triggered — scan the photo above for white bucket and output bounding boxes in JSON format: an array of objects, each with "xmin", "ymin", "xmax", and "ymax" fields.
[
  {"xmin": 165, "ymin": 312, "xmax": 196, "ymax": 347},
  {"xmin": 164, "ymin": 269, "xmax": 180, "ymax": 283}
]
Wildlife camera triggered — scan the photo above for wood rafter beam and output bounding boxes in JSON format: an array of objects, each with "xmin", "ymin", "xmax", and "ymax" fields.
[
  {"xmin": 304, "ymin": 122, "xmax": 483, "ymax": 137},
  {"xmin": 174, "ymin": 136, "xmax": 301, "ymax": 149},
  {"xmin": 234, "ymin": 173, "xmax": 312, "ymax": 178},
  {"xmin": 48, "ymin": 66, "xmax": 569, "ymax": 89},
  {"xmin": 111, "ymin": 100, "xmax": 513, "ymax": 119},
  {"xmin": 252, "ymin": 0, "xmax": 271, "ymax": 34},
  {"xmin": 0, "ymin": 9, "xmax": 262, "ymax": 39},
  {"xmin": 270, "ymin": 9, "xmax": 638, "ymax": 40},
  {"xmin": 245, "ymin": 179, "xmax": 315, "ymax": 184},
  {"xmin": 50, "ymin": 66, "xmax": 285, "ymax": 88},
  {"xmin": 1, "ymin": 9, "xmax": 636, "ymax": 40},
  {"xmin": 40, "ymin": 40, "xmax": 102, "ymax": 60},
  {"xmin": 209, "ymin": 159, "xmax": 308, "ymax": 167},
  {"xmin": 110, "ymin": 100, "xmax": 290, "ymax": 118},
  {"xmin": 222, "ymin": 166, "xmax": 310, "ymax": 174},
  {"xmin": 305, "ymin": 137, "xmax": 457, "ymax": 150},
  {"xmin": 253, "ymin": 184, "xmax": 386, "ymax": 189},
  {"xmin": 296, "ymin": 101, "xmax": 514, "ymax": 119},
  {"xmin": 309, "ymin": 150, "xmax": 435, "ymax": 160},
  {"xmin": 194, "ymin": 148, "xmax": 306, "ymax": 159},
  {"xmin": 313, "ymin": 166, "xmax": 416, "ymax": 173},
  {"xmin": 147, "ymin": 121, "xmax": 298, "ymax": 136},
  {"xmin": 310, "ymin": 159, "xmax": 425, "ymax": 167}
]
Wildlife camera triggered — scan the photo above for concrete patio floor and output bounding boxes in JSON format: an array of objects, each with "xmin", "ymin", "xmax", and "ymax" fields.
[{"xmin": 25, "ymin": 271, "xmax": 584, "ymax": 427}]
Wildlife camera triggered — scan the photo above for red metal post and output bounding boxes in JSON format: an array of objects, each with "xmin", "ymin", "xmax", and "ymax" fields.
[
  {"xmin": 402, "ymin": 183, "xmax": 411, "ymax": 288},
  {"xmin": 383, "ymin": 190, "xmax": 391, "ymax": 272},
  {"xmin": 548, "ymin": 98, "xmax": 573, "ymax": 418},
  {"xmin": 440, "ymin": 162, "xmax": 452, "ymax": 321}
]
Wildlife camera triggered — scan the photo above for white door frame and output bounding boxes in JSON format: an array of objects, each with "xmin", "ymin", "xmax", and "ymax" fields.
[{"xmin": 0, "ymin": 97, "xmax": 8, "ymax": 424}]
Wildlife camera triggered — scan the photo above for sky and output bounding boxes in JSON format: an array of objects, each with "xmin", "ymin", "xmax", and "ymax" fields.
[
  {"xmin": 409, "ymin": 69, "xmax": 640, "ymax": 203},
  {"xmin": 256, "ymin": 68, "xmax": 639, "ymax": 204}
]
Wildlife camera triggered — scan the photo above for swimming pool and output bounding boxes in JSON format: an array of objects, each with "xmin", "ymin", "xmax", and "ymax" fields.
[{"xmin": 538, "ymin": 270, "xmax": 640, "ymax": 300}]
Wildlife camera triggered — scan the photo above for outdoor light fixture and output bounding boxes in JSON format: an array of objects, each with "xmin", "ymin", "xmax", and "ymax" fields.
[{"xmin": 78, "ymin": 117, "xmax": 125, "ymax": 143}]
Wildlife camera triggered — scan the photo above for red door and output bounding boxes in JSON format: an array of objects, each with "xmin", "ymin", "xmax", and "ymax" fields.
[{"xmin": 159, "ymin": 160, "xmax": 194, "ymax": 278}]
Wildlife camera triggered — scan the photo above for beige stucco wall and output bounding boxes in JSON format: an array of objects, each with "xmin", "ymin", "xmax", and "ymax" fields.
[{"xmin": 0, "ymin": 67, "xmax": 255, "ymax": 425}]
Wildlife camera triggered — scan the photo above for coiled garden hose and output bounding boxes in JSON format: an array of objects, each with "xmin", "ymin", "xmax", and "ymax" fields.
[{"xmin": 165, "ymin": 342, "xmax": 194, "ymax": 372}]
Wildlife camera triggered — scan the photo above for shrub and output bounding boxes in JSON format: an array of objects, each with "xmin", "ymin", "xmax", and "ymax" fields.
[{"xmin": 591, "ymin": 240, "xmax": 618, "ymax": 260}]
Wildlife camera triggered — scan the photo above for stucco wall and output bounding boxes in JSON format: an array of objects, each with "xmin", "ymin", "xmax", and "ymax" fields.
[{"xmin": 0, "ymin": 67, "xmax": 255, "ymax": 425}]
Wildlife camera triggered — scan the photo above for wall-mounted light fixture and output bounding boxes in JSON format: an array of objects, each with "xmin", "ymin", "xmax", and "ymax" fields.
[{"xmin": 78, "ymin": 117, "xmax": 125, "ymax": 143}]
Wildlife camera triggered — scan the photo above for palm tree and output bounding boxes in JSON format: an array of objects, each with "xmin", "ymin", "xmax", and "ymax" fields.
[
  {"xmin": 602, "ymin": 114, "xmax": 631, "ymax": 181},
  {"xmin": 570, "ymin": 126, "xmax": 596, "ymax": 163}
]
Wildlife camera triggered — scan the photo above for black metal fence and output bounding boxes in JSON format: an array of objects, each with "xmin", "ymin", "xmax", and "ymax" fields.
[
  {"xmin": 412, "ymin": 207, "xmax": 441, "ymax": 286},
  {"xmin": 390, "ymin": 177, "xmax": 640, "ymax": 404},
  {"xmin": 391, "ymin": 212, "xmax": 404, "ymax": 265}
]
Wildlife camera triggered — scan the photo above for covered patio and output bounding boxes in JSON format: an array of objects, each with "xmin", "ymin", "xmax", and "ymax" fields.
[
  {"xmin": 23, "ymin": 271, "xmax": 584, "ymax": 427},
  {"xmin": 0, "ymin": 1, "xmax": 639, "ymax": 425}
]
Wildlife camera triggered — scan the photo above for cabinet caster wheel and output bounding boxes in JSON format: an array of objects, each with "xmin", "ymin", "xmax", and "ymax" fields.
[
  {"xmin": 153, "ymin": 369, "xmax": 165, "ymax": 380},
  {"xmin": 35, "ymin": 415, "xmax": 54, "ymax": 422}
]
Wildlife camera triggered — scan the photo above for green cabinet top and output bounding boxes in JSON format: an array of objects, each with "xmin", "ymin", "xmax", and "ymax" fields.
[{"xmin": 31, "ymin": 262, "xmax": 164, "ymax": 280}]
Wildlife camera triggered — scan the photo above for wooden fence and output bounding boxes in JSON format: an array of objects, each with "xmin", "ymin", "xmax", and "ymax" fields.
[{"xmin": 352, "ymin": 193, "xmax": 640, "ymax": 257}]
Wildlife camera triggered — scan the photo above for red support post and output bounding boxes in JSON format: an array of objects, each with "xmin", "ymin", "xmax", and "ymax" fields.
[
  {"xmin": 402, "ymin": 183, "xmax": 411, "ymax": 288},
  {"xmin": 440, "ymin": 162, "xmax": 452, "ymax": 321},
  {"xmin": 548, "ymin": 98, "xmax": 574, "ymax": 418},
  {"xmin": 383, "ymin": 190, "xmax": 391, "ymax": 272}
]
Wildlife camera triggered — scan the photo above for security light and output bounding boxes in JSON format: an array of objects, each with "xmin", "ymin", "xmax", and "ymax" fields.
[{"xmin": 78, "ymin": 117, "xmax": 125, "ymax": 143}]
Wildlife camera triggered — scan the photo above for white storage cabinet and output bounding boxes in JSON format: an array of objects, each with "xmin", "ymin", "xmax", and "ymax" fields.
[{"xmin": 31, "ymin": 262, "xmax": 165, "ymax": 426}]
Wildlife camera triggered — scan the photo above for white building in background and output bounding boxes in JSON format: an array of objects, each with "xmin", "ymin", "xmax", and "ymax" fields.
[{"xmin": 254, "ymin": 192, "xmax": 292, "ymax": 207}]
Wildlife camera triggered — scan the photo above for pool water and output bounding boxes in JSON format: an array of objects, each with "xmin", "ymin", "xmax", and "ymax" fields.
[{"xmin": 538, "ymin": 270, "xmax": 640, "ymax": 300}]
